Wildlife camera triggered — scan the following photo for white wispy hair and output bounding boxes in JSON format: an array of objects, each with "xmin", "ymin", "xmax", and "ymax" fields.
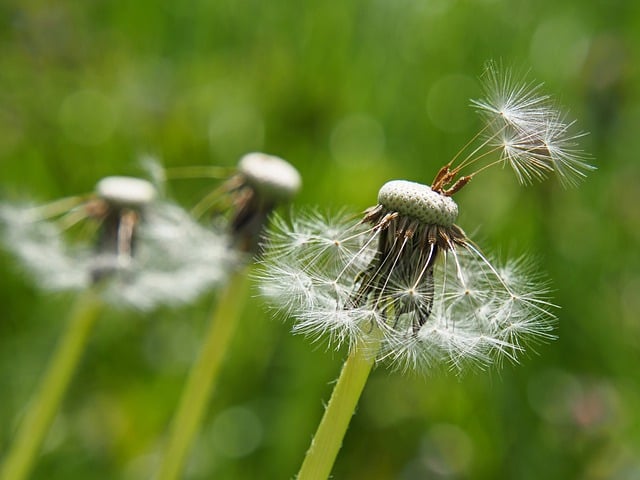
[
  {"xmin": 468, "ymin": 63, "xmax": 594, "ymax": 188},
  {"xmin": 257, "ymin": 211, "xmax": 556, "ymax": 373},
  {"xmin": 0, "ymin": 201, "xmax": 236, "ymax": 310}
]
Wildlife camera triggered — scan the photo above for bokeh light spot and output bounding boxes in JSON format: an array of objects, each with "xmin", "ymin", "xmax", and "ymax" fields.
[
  {"xmin": 207, "ymin": 406, "xmax": 263, "ymax": 458},
  {"xmin": 330, "ymin": 113, "xmax": 385, "ymax": 165},
  {"xmin": 426, "ymin": 74, "xmax": 477, "ymax": 133},
  {"xmin": 530, "ymin": 15, "xmax": 590, "ymax": 81}
]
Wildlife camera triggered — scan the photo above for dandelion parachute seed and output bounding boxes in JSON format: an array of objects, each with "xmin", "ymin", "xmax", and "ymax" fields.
[{"xmin": 471, "ymin": 63, "xmax": 595, "ymax": 187}]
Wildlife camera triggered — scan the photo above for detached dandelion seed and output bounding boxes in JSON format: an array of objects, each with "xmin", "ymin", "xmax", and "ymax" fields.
[{"xmin": 257, "ymin": 65, "xmax": 594, "ymax": 480}]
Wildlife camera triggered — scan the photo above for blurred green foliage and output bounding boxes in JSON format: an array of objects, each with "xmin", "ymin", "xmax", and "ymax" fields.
[{"xmin": 1, "ymin": 0, "xmax": 639, "ymax": 479}]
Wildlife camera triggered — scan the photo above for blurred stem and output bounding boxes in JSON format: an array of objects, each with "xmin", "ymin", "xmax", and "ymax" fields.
[
  {"xmin": 0, "ymin": 289, "xmax": 103, "ymax": 480},
  {"xmin": 157, "ymin": 268, "xmax": 251, "ymax": 480},
  {"xmin": 297, "ymin": 333, "xmax": 382, "ymax": 480}
]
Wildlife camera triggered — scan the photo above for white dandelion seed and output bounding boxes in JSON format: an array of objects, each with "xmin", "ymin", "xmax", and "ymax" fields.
[
  {"xmin": 468, "ymin": 62, "xmax": 595, "ymax": 188},
  {"xmin": 0, "ymin": 176, "xmax": 235, "ymax": 310}
]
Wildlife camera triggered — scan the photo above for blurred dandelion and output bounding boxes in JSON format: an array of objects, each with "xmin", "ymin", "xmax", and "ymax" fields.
[
  {"xmin": 146, "ymin": 151, "xmax": 301, "ymax": 254},
  {"xmin": 256, "ymin": 64, "xmax": 594, "ymax": 480},
  {"xmin": 0, "ymin": 176, "xmax": 234, "ymax": 480},
  {"xmin": 0, "ymin": 176, "xmax": 233, "ymax": 308},
  {"xmin": 156, "ymin": 152, "xmax": 301, "ymax": 480}
]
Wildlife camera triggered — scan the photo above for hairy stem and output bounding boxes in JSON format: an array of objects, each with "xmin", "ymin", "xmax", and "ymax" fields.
[
  {"xmin": 297, "ymin": 333, "xmax": 382, "ymax": 480},
  {"xmin": 0, "ymin": 289, "xmax": 103, "ymax": 480},
  {"xmin": 157, "ymin": 268, "xmax": 251, "ymax": 480}
]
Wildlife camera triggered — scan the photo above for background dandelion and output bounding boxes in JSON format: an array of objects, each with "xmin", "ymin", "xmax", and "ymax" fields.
[
  {"xmin": 0, "ymin": 187, "xmax": 234, "ymax": 310},
  {"xmin": 155, "ymin": 151, "xmax": 301, "ymax": 480},
  {"xmin": 0, "ymin": 177, "xmax": 235, "ymax": 480},
  {"xmin": 0, "ymin": 2, "xmax": 637, "ymax": 479}
]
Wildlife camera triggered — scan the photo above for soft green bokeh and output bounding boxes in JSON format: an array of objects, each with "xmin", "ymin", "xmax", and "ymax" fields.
[{"xmin": 1, "ymin": 0, "xmax": 638, "ymax": 478}]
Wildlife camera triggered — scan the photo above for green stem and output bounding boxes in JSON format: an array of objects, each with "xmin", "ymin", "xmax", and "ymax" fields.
[
  {"xmin": 297, "ymin": 333, "xmax": 382, "ymax": 480},
  {"xmin": 157, "ymin": 268, "xmax": 251, "ymax": 480},
  {"xmin": 1, "ymin": 289, "xmax": 103, "ymax": 480}
]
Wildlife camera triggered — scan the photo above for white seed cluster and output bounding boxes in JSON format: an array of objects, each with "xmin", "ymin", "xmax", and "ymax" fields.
[
  {"xmin": 0, "ymin": 201, "xmax": 235, "ymax": 310},
  {"xmin": 239, "ymin": 152, "xmax": 301, "ymax": 201},
  {"xmin": 377, "ymin": 180, "xmax": 458, "ymax": 226},
  {"xmin": 96, "ymin": 176, "xmax": 157, "ymax": 207},
  {"xmin": 257, "ymin": 210, "xmax": 556, "ymax": 373}
]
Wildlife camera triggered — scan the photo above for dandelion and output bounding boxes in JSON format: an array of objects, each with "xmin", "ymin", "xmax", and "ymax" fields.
[
  {"xmin": 150, "ymin": 151, "xmax": 301, "ymax": 253},
  {"xmin": 156, "ymin": 152, "xmax": 301, "ymax": 480},
  {"xmin": 0, "ymin": 176, "xmax": 233, "ymax": 308},
  {"xmin": 260, "ymin": 181, "xmax": 555, "ymax": 374},
  {"xmin": 256, "ymin": 65, "xmax": 594, "ymax": 480},
  {"xmin": 0, "ymin": 176, "xmax": 233, "ymax": 480}
]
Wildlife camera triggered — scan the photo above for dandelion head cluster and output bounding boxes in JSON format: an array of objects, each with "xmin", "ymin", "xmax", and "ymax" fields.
[
  {"xmin": 0, "ymin": 176, "xmax": 234, "ymax": 310},
  {"xmin": 259, "ymin": 181, "xmax": 555, "ymax": 372},
  {"xmin": 258, "ymin": 66, "xmax": 592, "ymax": 373}
]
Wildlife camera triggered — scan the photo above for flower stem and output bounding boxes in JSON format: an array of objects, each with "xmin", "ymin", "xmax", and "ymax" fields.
[
  {"xmin": 297, "ymin": 334, "xmax": 382, "ymax": 480},
  {"xmin": 0, "ymin": 289, "xmax": 103, "ymax": 480},
  {"xmin": 157, "ymin": 268, "xmax": 251, "ymax": 480}
]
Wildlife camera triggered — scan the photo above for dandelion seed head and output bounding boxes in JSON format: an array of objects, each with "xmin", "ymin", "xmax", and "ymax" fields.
[
  {"xmin": 224, "ymin": 152, "xmax": 302, "ymax": 253},
  {"xmin": 100, "ymin": 202, "xmax": 236, "ymax": 310},
  {"xmin": 378, "ymin": 180, "xmax": 458, "ymax": 226},
  {"xmin": 95, "ymin": 176, "xmax": 157, "ymax": 207},
  {"xmin": 258, "ymin": 177, "xmax": 556, "ymax": 373},
  {"xmin": 238, "ymin": 152, "xmax": 301, "ymax": 202},
  {"xmin": 0, "ymin": 203, "xmax": 90, "ymax": 291},
  {"xmin": 0, "ymin": 181, "xmax": 234, "ymax": 310}
]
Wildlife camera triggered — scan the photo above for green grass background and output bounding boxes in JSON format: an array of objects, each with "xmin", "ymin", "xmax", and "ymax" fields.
[{"xmin": 1, "ymin": 0, "xmax": 639, "ymax": 478}]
